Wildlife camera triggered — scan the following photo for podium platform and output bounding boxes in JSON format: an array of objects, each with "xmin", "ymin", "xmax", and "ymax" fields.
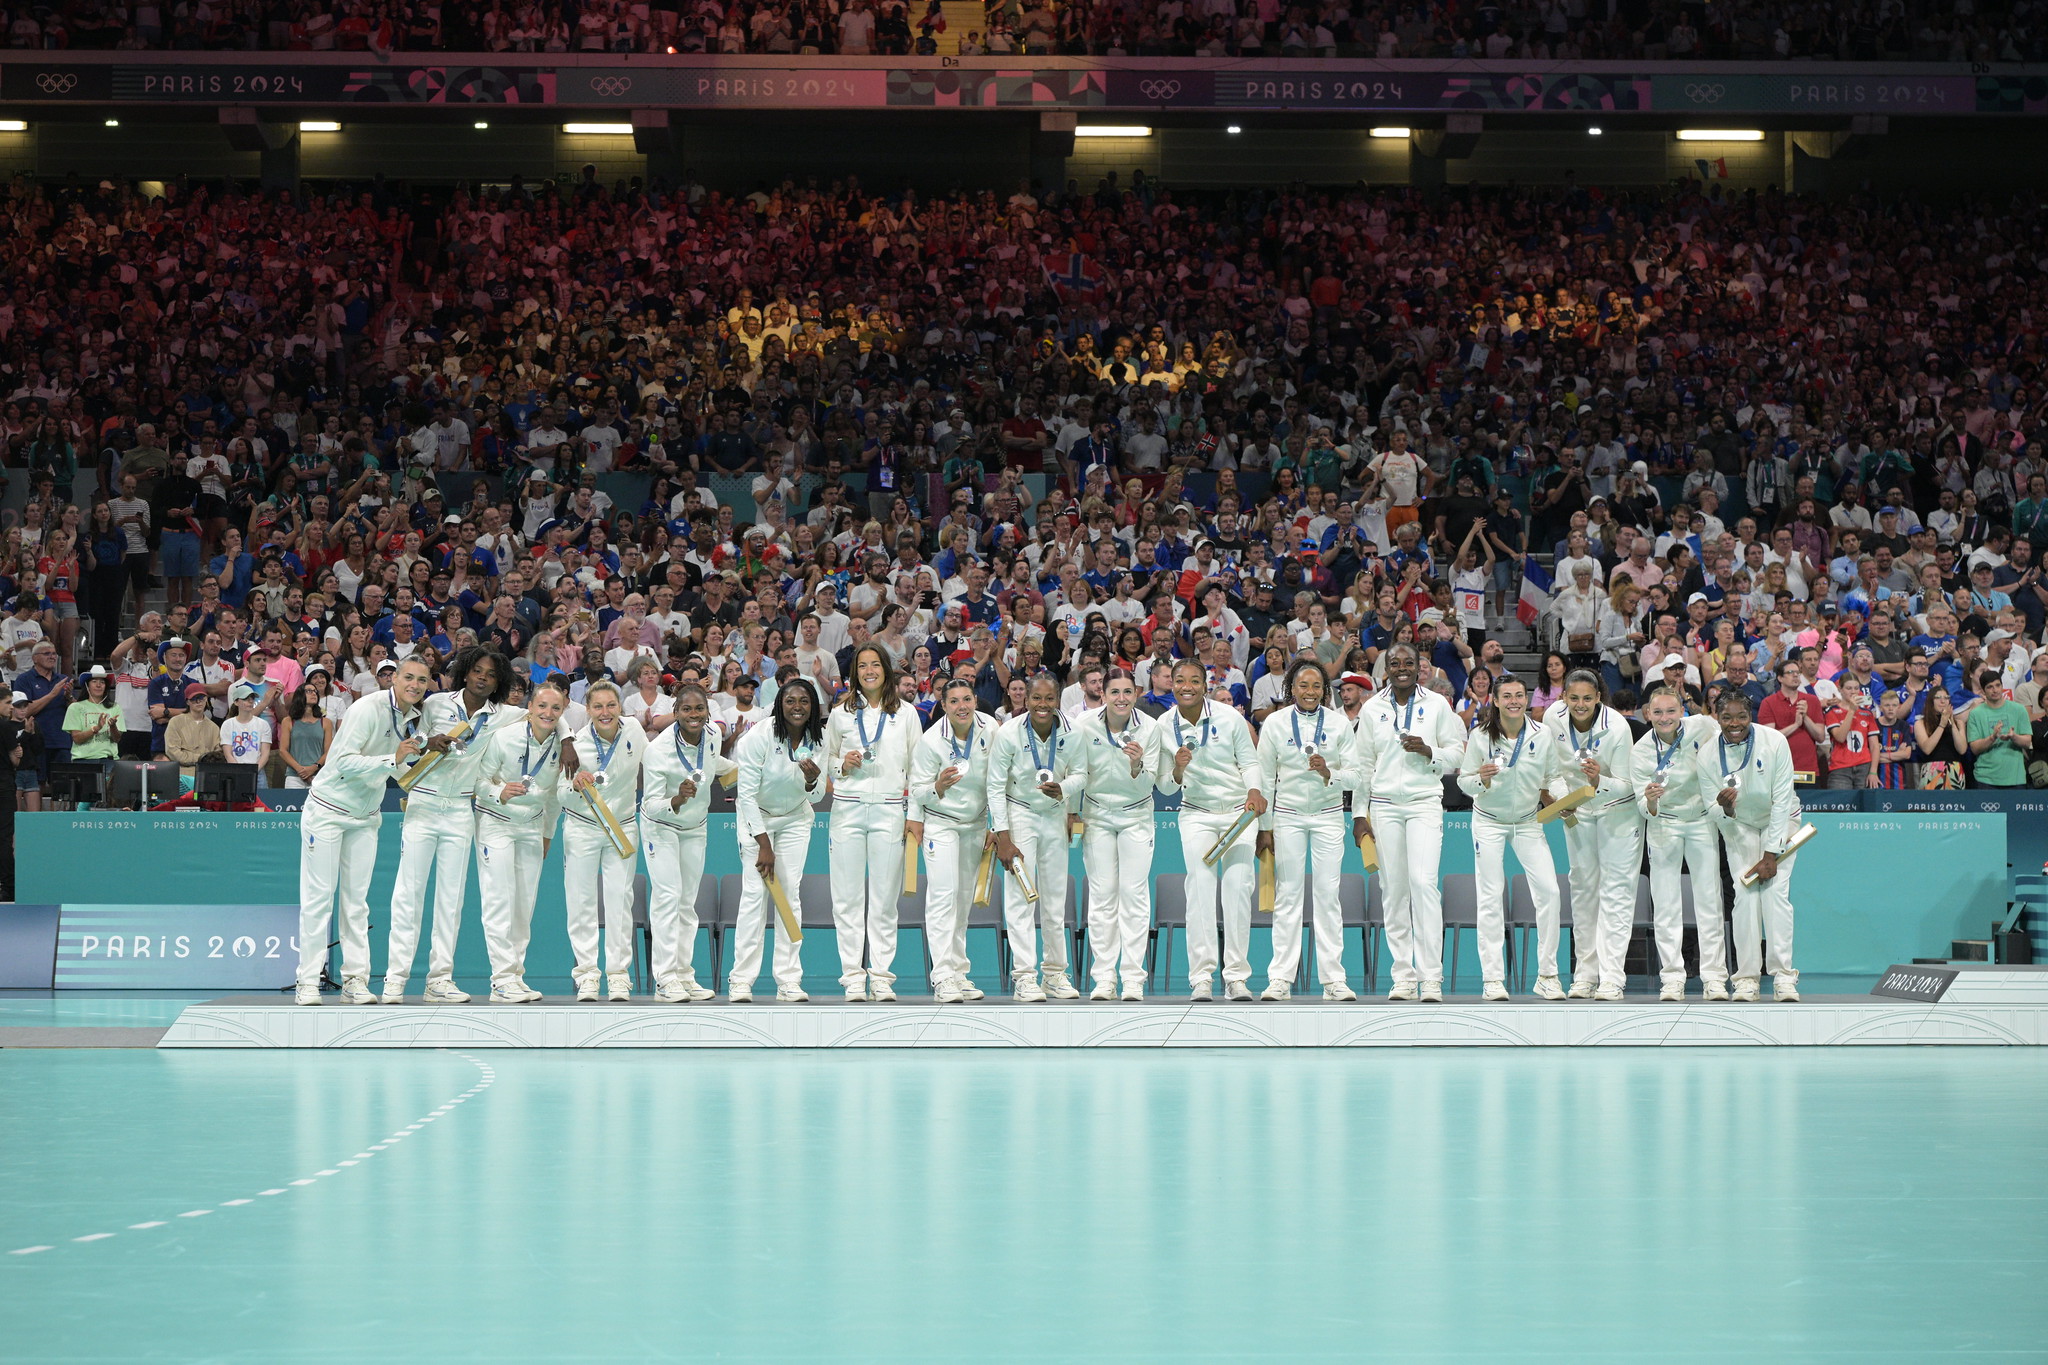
[{"xmin": 157, "ymin": 969, "xmax": 2048, "ymax": 1048}]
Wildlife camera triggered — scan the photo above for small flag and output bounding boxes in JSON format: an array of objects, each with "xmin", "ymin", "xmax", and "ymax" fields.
[
  {"xmin": 1044, "ymin": 252, "xmax": 1104, "ymax": 304},
  {"xmin": 1517, "ymin": 556, "xmax": 1554, "ymax": 627},
  {"xmin": 1693, "ymin": 156, "xmax": 1728, "ymax": 180}
]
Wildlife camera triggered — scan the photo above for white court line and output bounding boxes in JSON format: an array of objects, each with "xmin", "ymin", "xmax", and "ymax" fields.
[{"xmin": 8, "ymin": 1051, "xmax": 495, "ymax": 1258}]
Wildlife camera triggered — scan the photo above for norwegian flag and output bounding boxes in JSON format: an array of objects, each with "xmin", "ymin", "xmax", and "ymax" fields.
[{"xmin": 1044, "ymin": 252, "xmax": 1104, "ymax": 304}]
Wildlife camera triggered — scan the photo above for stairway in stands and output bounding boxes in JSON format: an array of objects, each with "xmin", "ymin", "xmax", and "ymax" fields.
[{"xmin": 935, "ymin": 0, "xmax": 981, "ymax": 51}]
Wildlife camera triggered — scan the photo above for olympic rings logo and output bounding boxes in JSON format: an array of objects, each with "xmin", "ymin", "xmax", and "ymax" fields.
[
  {"xmin": 590, "ymin": 75, "xmax": 634, "ymax": 96},
  {"xmin": 1137, "ymin": 79, "xmax": 1181, "ymax": 100},
  {"xmin": 36, "ymin": 72, "xmax": 77, "ymax": 94},
  {"xmin": 1683, "ymin": 83, "xmax": 1726, "ymax": 103}
]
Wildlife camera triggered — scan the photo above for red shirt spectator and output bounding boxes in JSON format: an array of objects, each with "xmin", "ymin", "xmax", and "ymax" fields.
[{"xmin": 1757, "ymin": 673, "xmax": 1824, "ymax": 784}]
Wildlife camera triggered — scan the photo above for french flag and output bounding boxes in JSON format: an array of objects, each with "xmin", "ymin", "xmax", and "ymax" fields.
[{"xmin": 1516, "ymin": 555, "xmax": 1553, "ymax": 627}]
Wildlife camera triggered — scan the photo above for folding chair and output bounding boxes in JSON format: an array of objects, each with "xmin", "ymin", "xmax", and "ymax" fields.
[
  {"xmin": 969, "ymin": 871, "xmax": 1005, "ymax": 987},
  {"xmin": 1147, "ymin": 873, "xmax": 1187, "ymax": 993},
  {"xmin": 1634, "ymin": 872, "xmax": 1696, "ymax": 980},
  {"xmin": 1340, "ymin": 873, "xmax": 1379, "ymax": 993},
  {"xmin": 895, "ymin": 884, "xmax": 931, "ymax": 986},
  {"xmin": 1508, "ymin": 872, "xmax": 1572, "ymax": 992},
  {"xmin": 1069, "ymin": 878, "xmax": 1090, "ymax": 986},
  {"xmin": 1438, "ymin": 874, "xmax": 1482, "ymax": 993},
  {"xmin": 632, "ymin": 872, "xmax": 651, "ymax": 992},
  {"xmin": 713, "ymin": 873, "xmax": 744, "ymax": 992},
  {"xmin": 693, "ymin": 873, "xmax": 720, "ymax": 991}
]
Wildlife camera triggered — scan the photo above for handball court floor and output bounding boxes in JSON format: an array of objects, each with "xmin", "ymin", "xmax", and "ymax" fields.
[{"xmin": 3, "ymin": 991, "xmax": 2046, "ymax": 1363}]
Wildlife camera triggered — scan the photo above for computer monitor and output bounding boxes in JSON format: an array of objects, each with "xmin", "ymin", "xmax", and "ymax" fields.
[
  {"xmin": 104, "ymin": 759, "xmax": 181, "ymax": 810},
  {"xmin": 193, "ymin": 762, "xmax": 259, "ymax": 809},
  {"xmin": 47, "ymin": 761, "xmax": 106, "ymax": 808}
]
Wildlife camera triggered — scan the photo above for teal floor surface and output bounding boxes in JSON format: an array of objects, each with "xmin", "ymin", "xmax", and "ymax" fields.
[{"xmin": 2, "ymin": 1048, "xmax": 2044, "ymax": 1362}]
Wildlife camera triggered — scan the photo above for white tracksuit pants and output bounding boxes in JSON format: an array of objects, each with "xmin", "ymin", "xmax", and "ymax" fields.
[
  {"xmin": 1472, "ymin": 811, "xmax": 1560, "ymax": 984},
  {"xmin": 922, "ymin": 817, "xmax": 985, "ymax": 990},
  {"xmin": 1647, "ymin": 815, "xmax": 1727, "ymax": 988},
  {"xmin": 562, "ymin": 814, "xmax": 635, "ymax": 982},
  {"xmin": 1373, "ymin": 799, "xmax": 1444, "ymax": 986},
  {"xmin": 829, "ymin": 798, "xmax": 906, "ymax": 990},
  {"xmin": 1082, "ymin": 808, "xmax": 1153, "ymax": 991},
  {"xmin": 732, "ymin": 811, "xmax": 810, "ymax": 994},
  {"xmin": 1005, "ymin": 809, "xmax": 1072, "ymax": 980},
  {"xmin": 385, "ymin": 797, "xmax": 474, "ymax": 986},
  {"xmin": 1179, "ymin": 807, "xmax": 1254, "ymax": 989},
  {"xmin": 639, "ymin": 818, "xmax": 709, "ymax": 986},
  {"xmin": 1563, "ymin": 811, "xmax": 1644, "ymax": 990},
  {"xmin": 297, "ymin": 803, "xmax": 381, "ymax": 989},
  {"xmin": 1718, "ymin": 821, "xmax": 1797, "ymax": 989},
  {"xmin": 476, "ymin": 815, "xmax": 545, "ymax": 986},
  {"xmin": 1269, "ymin": 811, "xmax": 1347, "ymax": 989}
]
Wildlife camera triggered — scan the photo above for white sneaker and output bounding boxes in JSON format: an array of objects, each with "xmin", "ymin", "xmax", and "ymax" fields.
[
  {"xmin": 958, "ymin": 979, "xmax": 985, "ymax": 1001},
  {"xmin": 935, "ymin": 978, "xmax": 964, "ymax": 1004},
  {"xmin": 1090, "ymin": 982, "xmax": 1116, "ymax": 1001},
  {"xmin": 1659, "ymin": 980, "xmax": 1685, "ymax": 1002},
  {"xmin": 490, "ymin": 982, "xmax": 536, "ymax": 1004},
  {"xmin": 1188, "ymin": 981, "xmax": 1215, "ymax": 1002},
  {"xmin": 1731, "ymin": 979, "xmax": 1761, "ymax": 1002},
  {"xmin": 1566, "ymin": 979, "xmax": 1598, "ymax": 999},
  {"xmin": 1120, "ymin": 984, "xmax": 1144, "ymax": 1002},
  {"xmin": 1260, "ymin": 982, "xmax": 1291, "ymax": 1001},
  {"xmin": 295, "ymin": 983, "xmax": 322, "ymax": 1006},
  {"xmin": 1042, "ymin": 971, "xmax": 1082, "ymax": 1000},
  {"xmin": 607, "ymin": 974, "xmax": 632, "ymax": 1002},
  {"xmin": 574, "ymin": 976, "xmax": 600, "ymax": 1003},
  {"xmin": 1482, "ymin": 980, "xmax": 1509, "ymax": 1001},
  {"xmin": 775, "ymin": 987, "xmax": 809, "ymax": 1003},
  {"xmin": 844, "ymin": 974, "xmax": 868, "ymax": 1001},
  {"xmin": 1773, "ymin": 980, "xmax": 1801, "ymax": 1003},
  {"xmin": 1419, "ymin": 980, "xmax": 1444, "ymax": 1003},
  {"xmin": 1388, "ymin": 982, "xmax": 1419, "ymax": 1002},
  {"xmin": 1225, "ymin": 981, "xmax": 1255, "ymax": 1002},
  {"xmin": 1594, "ymin": 984, "xmax": 1625, "ymax": 1002},
  {"xmin": 423, "ymin": 979, "xmax": 470, "ymax": 1004},
  {"xmin": 1014, "ymin": 976, "xmax": 1048, "ymax": 1003},
  {"xmin": 729, "ymin": 986, "xmax": 754, "ymax": 1003},
  {"xmin": 1703, "ymin": 980, "xmax": 1731, "ymax": 1001},
  {"xmin": 656, "ymin": 978, "xmax": 696, "ymax": 1004},
  {"xmin": 1322, "ymin": 983, "xmax": 1357, "ymax": 1002},
  {"xmin": 340, "ymin": 978, "xmax": 378, "ymax": 1006},
  {"xmin": 1532, "ymin": 976, "xmax": 1567, "ymax": 1001},
  {"xmin": 379, "ymin": 980, "xmax": 407, "ymax": 1005},
  {"xmin": 870, "ymin": 981, "xmax": 897, "ymax": 1003}
]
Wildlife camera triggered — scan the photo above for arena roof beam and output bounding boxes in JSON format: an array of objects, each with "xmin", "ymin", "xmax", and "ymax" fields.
[
  {"xmin": 1792, "ymin": 115, "xmax": 1889, "ymax": 160},
  {"xmin": 630, "ymin": 109, "xmax": 673, "ymax": 155},
  {"xmin": 1412, "ymin": 114, "xmax": 1482, "ymax": 161},
  {"xmin": 217, "ymin": 105, "xmax": 295, "ymax": 152}
]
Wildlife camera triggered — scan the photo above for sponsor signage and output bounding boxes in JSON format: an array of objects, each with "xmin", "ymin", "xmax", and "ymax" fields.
[
  {"xmin": 54, "ymin": 904, "xmax": 300, "ymax": 989},
  {"xmin": 0, "ymin": 57, "xmax": 2028, "ymax": 113},
  {"xmin": 1870, "ymin": 964, "xmax": 1958, "ymax": 1003}
]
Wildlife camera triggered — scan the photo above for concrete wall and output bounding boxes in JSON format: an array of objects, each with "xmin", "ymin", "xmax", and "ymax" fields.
[{"xmin": 0, "ymin": 118, "xmax": 2029, "ymax": 198}]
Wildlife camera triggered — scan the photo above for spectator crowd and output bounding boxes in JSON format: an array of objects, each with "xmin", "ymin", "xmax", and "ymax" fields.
[
  {"xmin": 1, "ymin": 165, "xmax": 2047, "ymax": 820},
  {"xmin": 2, "ymin": 0, "xmax": 2041, "ymax": 60}
]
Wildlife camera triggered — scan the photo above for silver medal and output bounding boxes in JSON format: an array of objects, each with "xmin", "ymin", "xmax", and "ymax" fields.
[
  {"xmin": 1301, "ymin": 743, "xmax": 1320, "ymax": 758},
  {"xmin": 1036, "ymin": 767, "xmax": 1054, "ymax": 785}
]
